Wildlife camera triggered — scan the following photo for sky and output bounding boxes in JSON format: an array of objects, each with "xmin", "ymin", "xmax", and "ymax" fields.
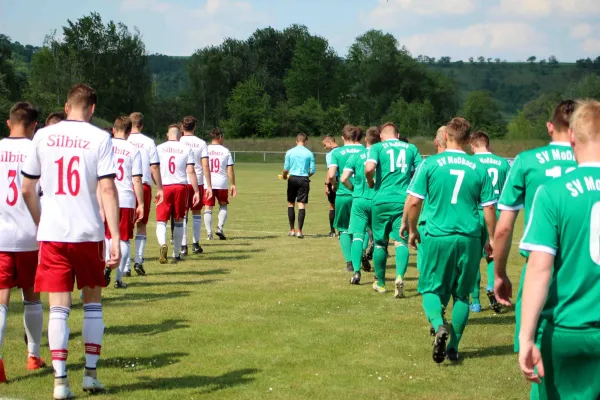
[{"xmin": 1, "ymin": 0, "xmax": 600, "ymax": 61}]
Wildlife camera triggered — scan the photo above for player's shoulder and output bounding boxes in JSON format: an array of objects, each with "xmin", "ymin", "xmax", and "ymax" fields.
[
  {"xmin": 0, "ymin": 137, "xmax": 33, "ymax": 150},
  {"xmin": 514, "ymin": 143, "xmax": 554, "ymax": 162}
]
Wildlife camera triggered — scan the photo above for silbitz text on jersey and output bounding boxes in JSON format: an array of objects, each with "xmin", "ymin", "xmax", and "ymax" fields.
[{"xmin": 47, "ymin": 134, "xmax": 90, "ymax": 149}]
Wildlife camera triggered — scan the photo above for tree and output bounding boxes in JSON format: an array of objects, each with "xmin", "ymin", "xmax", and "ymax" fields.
[
  {"xmin": 221, "ymin": 77, "xmax": 274, "ymax": 137},
  {"xmin": 527, "ymin": 56, "xmax": 537, "ymax": 63},
  {"xmin": 460, "ymin": 90, "xmax": 506, "ymax": 136},
  {"xmin": 478, "ymin": 56, "xmax": 485, "ymax": 64},
  {"xmin": 469, "ymin": 57, "xmax": 474, "ymax": 64},
  {"xmin": 548, "ymin": 55, "xmax": 558, "ymax": 65},
  {"xmin": 507, "ymin": 92, "xmax": 561, "ymax": 140}
]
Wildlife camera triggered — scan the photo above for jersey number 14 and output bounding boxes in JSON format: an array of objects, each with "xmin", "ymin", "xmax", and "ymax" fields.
[{"xmin": 386, "ymin": 149, "xmax": 407, "ymax": 173}]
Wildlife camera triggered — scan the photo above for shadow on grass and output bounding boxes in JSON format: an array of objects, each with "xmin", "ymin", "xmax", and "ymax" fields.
[
  {"xmin": 102, "ymin": 291, "xmax": 192, "ymax": 307},
  {"xmin": 469, "ymin": 315, "xmax": 515, "ymax": 325},
  {"xmin": 461, "ymin": 344, "xmax": 515, "ymax": 359},
  {"xmin": 201, "ymin": 255, "xmax": 250, "ymax": 261},
  {"xmin": 230, "ymin": 235, "xmax": 277, "ymax": 240},
  {"xmin": 132, "ymin": 279, "xmax": 219, "ymax": 288},
  {"xmin": 110, "ymin": 368, "xmax": 260, "ymax": 395},
  {"xmin": 106, "ymin": 319, "xmax": 190, "ymax": 336},
  {"xmin": 206, "ymin": 249, "xmax": 264, "ymax": 255},
  {"xmin": 150, "ymin": 268, "xmax": 231, "ymax": 277}
]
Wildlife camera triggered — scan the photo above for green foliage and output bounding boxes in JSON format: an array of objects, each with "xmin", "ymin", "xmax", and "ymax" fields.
[
  {"xmin": 222, "ymin": 77, "xmax": 274, "ymax": 138},
  {"xmin": 507, "ymin": 92, "xmax": 560, "ymax": 140},
  {"xmin": 460, "ymin": 90, "xmax": 506, "ymax": 136},
  {"xmin": 382, "ymin": 98, "xmax": 435, "ymax": 137}
]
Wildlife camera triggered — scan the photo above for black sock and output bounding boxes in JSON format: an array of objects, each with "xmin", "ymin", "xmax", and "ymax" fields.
[
  {"xmin": 329, "ymin": 210, "xmax": 335, "ymax": 232},
  {"xmin": 288, "ymin": 207, "xmax": 295, "ymax": 230},
  {"xmin": 298, "ymin": 209, "xmax": 306, "ymax": 231}
]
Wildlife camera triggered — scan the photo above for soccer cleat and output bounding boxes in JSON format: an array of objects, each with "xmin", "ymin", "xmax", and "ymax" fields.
[
  {"xmin": 172, "ymin": 255, "xmax": 183, "ymax": 264},
  {"xmin": 361, "ymin": 253, "xmax": 372, "ymax": 272},
  {"xmin": 470, "ymin": 303, "xmax": 482, "ymax": 313},
  {"xmin": 124, "ymin": 270, "xmax": 132, "ymax": 277},
  {"xmin": 216, "ymin": 229, "xmax": 227, "ymax": 240},
  {"xmin": 82, "ymin": 375, "xmax": 106, "ymax": 393},
  {"xmin": 26, "ymin": 355, "xmax": 46, "ymax": 370},
  {"xmin": 345, "ymin": 261, "xmax": 353, "ymax": 272},
  {"xmin": 53, "ymin": 380, "xmax": 75, "ymax": 399},
  {"xmin": 0, "ymin": 359, "xmax": 6, "ymax": 383},
  {"xmin": 350, "ymin": 272, "xmax": 361, "ymax": 285},
  {"xmin": 432, "ymin": 325, "xmax": 449, "ymax": 364},
  {"xmin": 486, "ymin": 290, "xmax": 502, "ymax": 313},
  {"xmin": 429, "ymin": 325, "xmax": 435, "ymax": 337},
  {"xmin": 328, "ymin": 231, "xmax": 337, "ymax": 238},
  {"xmin": 372, "ymin": 281, "xmax": 387, "ymax": 293},
  {"xmin": 394, "ymin": 277, "xmax": 404, "ymax": 299},
  {"xmin": 134, "ymin": 263, "xmax": 146, "ymax": 276},
  {"xmin": 159, "ymin": 245, "xmax": 168, "ymax": 264},
  {"xmin": 446, "ymin": 348, "xmax": 460, "ymax": 362},
  {"xmin": 181, "ymin": 245, "xmax": 188, "ymax": 256},
  {"xmin": 114, "ymin": 280, "xmax": 127, "ymax": 289},
  {"xmin": 192, "ymin": 243, "xmax": 203, "ymax": 254},
  {"xmin": 288, "ymin": 230, "xmax": 296, "ymax": 237},
  {"xmin": 103, "ymin": 267, "xmax": 111, "ymax": 287},
  {"xmin": 296, "ymin": 231, "xmax": 304, "ymax": 239},
  {"xmin": 207, "ymin": 233, "xmax": 214, "ymax": 241}
]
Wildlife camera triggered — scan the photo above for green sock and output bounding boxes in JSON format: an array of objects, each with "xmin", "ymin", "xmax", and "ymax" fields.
[
  {"xmin": 486, "ymin": 260, "xmax": 495, "ymax": 292},
  {"xmin": 373, "ymin": 244, "xmax": 387, "ymax": 287},
  {"xmin": 351, "ymin": 234, "xmax": 365, "ymax": 273},
  {"xmin": 339, "ymin": 231, "xmax": 353, "ymax": 263},
  {"xmin": 448, "ymin": 297, "xmax": 470, "ymax": 351},
  {"xmin": 471, "ymin": 268, "xmax": 481, "ymax": 305},
  {"xmin": 362, "ymin": 231, "xmax": 370, "ymax": 252},
  {"xmin": 422, "ymin": 293, "xmax": 444, "ymax": 331},
  {"xmin": 395, "ymin": 244, "xmax": 409, "ymax": 280}
]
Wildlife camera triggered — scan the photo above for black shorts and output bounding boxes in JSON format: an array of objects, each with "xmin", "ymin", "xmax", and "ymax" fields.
[
  {"xmin": 327, "ymin": 183, "xmax": 336, "ymax": 205},
  {"xmin": 287, "ymin": 176, "xmax": 310, "ymax": 204}
]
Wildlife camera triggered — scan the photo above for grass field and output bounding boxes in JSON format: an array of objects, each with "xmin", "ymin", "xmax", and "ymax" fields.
[{"xmin": 1, "ymin": 163, "xmax": 530, "ymax": 400}]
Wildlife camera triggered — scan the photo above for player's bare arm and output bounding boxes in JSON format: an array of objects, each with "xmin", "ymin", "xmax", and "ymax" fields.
[
  {"xmin": 340, "ymin": 169, "xmax": 354, "ymax": 191},
  {"xmin": 482, "ymin": 203, "xmax": 497, "ymax": 256},
  {"xmin": 282, "ymin": 169, "xmax": 289, "ymax": 181},
  {"xmin": 327, "ymin": 166, "xmax": 338, "ymax": 191},
  {"xmin": 133, "ymin": 175, "xmax": 145, "ymax": 222},
  {"xmin": 21, "ymin": 177, "xmax": 41, "ymax": 226},
  {"xmin": 96, "ymin": 183, "xmax": 105, "ymax": 222},
  {"xmin": 518, "ymin": 250, "xmax": 552, "ymax": 383},
  {"xmin": 227, "ymin": 165, "xmax": 237, "ymax": 197},
  {"xmin": 364, "ymin": 161, "xmax": 376, "ymax": 188},
  {"xmin": 201, "ymin": 157, "xmax": 213, "ymax": 199},
  {"xmin": 150, "ymin": 164, "xmax": 164, "ymax": 205},
  {"xmin": 405, "ymin": 195, "xmax": 423, "ymax": 250},
  {"xmin": 493, "ymin": 210, "xmax": 519, "ymax": 306},
  {"xmin": 99, "ymin": 177, "xmax": 121, "ymax": 269},
  {"xmin": 400, "ymin": 195, "xmax": 418, "ymax": 240},
  {"xmin": 187, "ymin": 165, "xmax": 201, "ymax": 206}
]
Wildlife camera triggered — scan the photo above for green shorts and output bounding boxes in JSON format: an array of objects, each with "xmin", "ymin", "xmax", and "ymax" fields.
[
  {"xmin": 348, "ymin": 198, "xmax": 372, "ymax": 236},
  {"xmin": 372, "ymin": 202, "xmax": 404, "ymax": 244},
  {"xmin": 417, "ymin": 234, "xmax": 480, "ymax": 299},
  {"xmin": 536, "ymin": 324, "xmax": 600, "ymax": 400},
  {"xmin": 417, "ymin": 222, "xmax": 427, "ymax": 272},
  {"xmin": 334, "ymin": 195, "xmax": 353, "ymax": 231}
]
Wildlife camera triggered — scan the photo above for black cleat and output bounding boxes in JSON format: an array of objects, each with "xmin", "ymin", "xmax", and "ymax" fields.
[
  {"xmin": 350, "ymin": 272, "xmax": 361, "ymax": 285},
  {"xmin": 429, "ymin": 325, "xmax": 435, "ymax": 337},
  {"xmin": 103, "ymin": 267, "xmax": 111, "ymax": 287},
  {"xmin": 345, "ymin": 261, "xmax": 353, "ymax": 272},
  {"xmin": 181, "ymin": 245, "xmax": 188, "ymax": 256},
  {"xmin": 328, "ymin": 231, "xmax": 337, "ymax": 238},
  {"xmin": 192, "ymin": 243, "xmax": 203, "ymax": 254},
  {"xmin": 446, "ymin": 348, "xmax": 460, "ymax": 362},
  {"xmin": 124, "ymin": 271, "xmax": 132, "ymax": 277},
  {"xmin": 134, "ymin": 263, "xmax": 146, "ymax": 276},
  {"xmin": 487, "ymin": 290, "xmax": 502, "ymax": 313},
  {"xmin": 114, "ymin": 280, "xmax": 127, "ymax": 289},
  {"xmin": 432, "ymin": 325, "xmax": 449, "ymax": 364},
  {"xmin": 24, "ymin": 329, "xmax": 28, "ymax": 345},
  {"xmin": 172, "ymin": 255, "xmax": 183, "ymax": 264},
  {"xmin": 216, "ymin": 229, "xmax": 227, "ymax": 240},
  {"xmin": 361, "ymin": 253, "xmax": 372, "ymax": 272},
  {"xmin": 366, "ymin": 244, "xmax": 374, "ymax": 261}
]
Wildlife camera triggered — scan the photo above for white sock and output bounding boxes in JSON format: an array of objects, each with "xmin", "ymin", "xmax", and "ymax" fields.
[
  {"xmin": 125, "ymin": 256, "xmax": 131, "ymax": 273},
  {"xmin": 182, "ymin": 215, "xmax": 188, "ymax": 246},
  {"xmin": 49, "ymin": 306, "xmax": 70, "ymax": 378},
  {"xmin": 192, "ymin": 215, "xmax": 202, "ymax": 243},
  {"xmin": 0, "ymin": 304, "xmax": 7, "ymax": 358},
  {"xmin": 218, "ymin": 205, "xmax": 228, "ymax": 231},
  {"xmin": 117, "ymin": 241, "xmax": 129, "ymax": 281},
  {"xmin": 23, "ymin": 300, "xmax": 43, "ymax": 358},
  {"xmin": 204, "ymin": 210, "xmax": 213, "ymax": 235},
  {"xmin": 156, "ymin": 223, "xmax": 167, "ymax": 246},
  {"xmin": 173, "ymin": 223, "xmax": 184, "ymax": 257},
  {"xmin": 82, "ymin": 303, "xmax": 103, "ymax": 370},
  {"xmin": 135, "ymin": 235, "xmax": 147, "ymax": 264},
  {"xmin": 104, "ymin": 238, "xmax": 110, "ymax": 262}
]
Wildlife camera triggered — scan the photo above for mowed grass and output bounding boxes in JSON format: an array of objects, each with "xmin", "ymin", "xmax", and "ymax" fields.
[{"xmin": 1, "ymin": 163, "xmax": 530, "ymax": 400}]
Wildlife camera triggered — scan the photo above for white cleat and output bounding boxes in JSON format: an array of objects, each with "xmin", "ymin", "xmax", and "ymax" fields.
[
  {"xmin": 82, "ymin": 376, "xmax": 106, "ymax": 393},
  {"xmin": 394, "ymin": 277, "xmax": 404, "ymax": 299},
  {"xmin": 207, "ymin": 233, "xmax": 213, "ymax": 241},
  {"xmin": 54, "ymin": 384, "xmax": 75, "ymax": 399}
]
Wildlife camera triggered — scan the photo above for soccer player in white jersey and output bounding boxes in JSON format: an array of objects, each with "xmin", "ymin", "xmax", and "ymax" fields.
[
  {"xmin": 127, "ymin": 112, "xmax": 164, "ymax": 276},
  {"xmin": 156, "ymin": 125, "xmax": 200, "ymax": 263},
  {"xmin": 204, "ymin": 128, "xmax": 236, "ymax": 240},
  {"xmin": 0, "ymin": 103, "xmax": 45, "ymax": 383},
  {"xmin": 179, "ymin": 116, "xmax": 212, "ymax": 255},
  {"xmin": 102, "ymin": 116, "xmax": 144, "ymax": 289},
  {"xmin": 21, "ymin": 84, "xmax": 121, "ymax": 398}
]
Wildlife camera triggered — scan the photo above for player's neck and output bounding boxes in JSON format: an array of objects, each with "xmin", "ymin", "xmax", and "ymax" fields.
[
  {"xmin": 66, "ymin": 110, "xmax": 91, "ymax": 122},
  {"xmin": 381, "ymin": 135, "xmax": 396, "ymax": 141},
  {"xmin": 472, "ymin": 147, "xmax": 490, "ymax": 154},
  {"xmin": 183, "ymin": 131, "xmax": 194, "ymax": 136},
  {"xmin": 8, "ymin": 127, "xmax": 29, "ymax": 139},
  {"xmin": 551, "ymin": 133, "xmax": 570, "ymax": 144},
  {"xmin": 113, "ymin": 133, "xmax": 127, "ymax": 140},
  {"xmin": 296, "ymin": 142, "xmax": 306, "ymax": 147},
  {"xmin": 575, "ymin": 146, "xmax": 600, "ymax": 164},
  {"xmin": 445, "ymin": 141, "xmax": 465, "ymax": 152},
  {"xmin": 131, "ymin": 128, "xmax": 142, "ymax": 134}
]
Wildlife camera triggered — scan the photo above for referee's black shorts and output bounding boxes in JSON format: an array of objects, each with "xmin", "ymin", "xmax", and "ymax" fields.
[
  {"xmin": 327, "ymin": 183, "xmax": 336, "ymax": 205},
  {"xmin": 287, "ymin": 176, "xmax": 310, "ymax": 204}
]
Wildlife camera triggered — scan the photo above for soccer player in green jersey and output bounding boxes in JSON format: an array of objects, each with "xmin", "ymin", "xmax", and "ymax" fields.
[
  {"xmin": 518, "ymin": 100, "xmax": 600, "ymax": 400},
  {"xmin": 365, "ymin": 123, "xmax": 422, "ymax": 296},
  {"xmin": 469, "ymin": 131, "xmax": 511, "ymax": 313},
  {"xmin": 402, "ymin": 117, "xmax": 497, "ymax": 363},
  {"xmin": 494, "ymin": 100, "xmax": 577, "ymax": 353},
  {"xmin": 323, "ymin": 135, "xmax": 339, "ymax": 237},
  {"xmin": 328, "ymin": 126, "xmax": 365, "ymax": 271},
  {"xmin": 341, "ymin": 127, "xmax": 381, "ymax": 284}
]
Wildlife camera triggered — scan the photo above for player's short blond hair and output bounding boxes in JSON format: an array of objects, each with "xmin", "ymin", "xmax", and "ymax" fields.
[
  {"xmin": 435, "ymin": 126, "xmax": 447, "ymax": 148},
  {"xmin": 446, "ymin": 117, "xmax": 471, "ymax": 144},
  {"xmin": 570, "ymin": 100, "xmax": 600, "ymax": 144}
]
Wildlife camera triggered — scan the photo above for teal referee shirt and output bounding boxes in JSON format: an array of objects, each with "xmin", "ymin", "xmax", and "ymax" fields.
[{"xmin": 284, "ymin": 145, "xmax": 315, "ymax": 177}]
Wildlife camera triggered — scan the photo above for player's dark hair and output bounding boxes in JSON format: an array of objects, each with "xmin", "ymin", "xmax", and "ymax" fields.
[
  {"xmin": 322, "ymin": 135, "xmax": 336, "ymax": 143},
  {"xmin": 182, "ymin": 116, "xmax": 196, "ymax": 132},
  {"xmin": 470, "ymin": 131, "xmax": 490, "ymax": 148},
  {"xmin": 168, "ymin": 123, "xmax": 180, "ymax": 131},
  {"xmin": 210, "ymin": 127, "xmax": 223, "ymax": 139},
  {"xmin": 67, "ymin": 84, "xmax": 97, "ymax": 108},
  {"xmin": 296, "ymin": 133, "xmax": 307, "ymax": 143},
  {"xmin": 342, "ymin": 124, "xmax": 354, "ymax": 141},
  {"xmin": 366, "ymin": 127, "xmax": 381, "ymax": 145},
  {"xmin": 399, "ymin": 136, "xmax": 409, "ymax": 143},
  {"xmin": 353, "ymin": 126, "xmax": 364, "ymax": 142},
  {"xmin": 129, "ymin": 112, "xmax": 144, "ymax": 129},
  {"xmin": 552, "ymin": 100, "xmax": 577, "ymax": 133},
  {"xmin": 446, "ymin": 117, "xmax": 471, "ymax": 143},
  {"xmin": 113, "ymin": 116, "xmax": 133, "ymax": 134},
  {"xmin": 45, "ymin": 111, "xmax": 66, "ymax": 126},
  {"xmin": 9, "ymin": 102, "xmax": 39, "ymax": 126}
]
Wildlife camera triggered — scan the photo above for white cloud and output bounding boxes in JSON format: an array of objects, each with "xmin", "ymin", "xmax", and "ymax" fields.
[
  {"xmin": 365, "ymin": 0, "xmax": 477, "ymax": 28},
  {"xmin": 570, "ymin": 23, "xmax": 592, "ymax": 39},
  {"xmin": 495, "ymin": 0, "xmax": 600, "ymax": 16},
  {"xmin": 582, "ymin": 38, "xmax": 600, "ymax": 53}
]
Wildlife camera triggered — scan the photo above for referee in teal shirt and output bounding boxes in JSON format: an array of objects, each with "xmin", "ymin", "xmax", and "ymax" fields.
[{"xmin": 282, "ymin": 133, "xmax": 315, "ymax": 238}]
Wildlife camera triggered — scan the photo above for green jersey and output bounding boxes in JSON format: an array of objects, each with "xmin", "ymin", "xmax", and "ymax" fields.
[
  {"xmin": 330, "ymin": 144, "xmax": 365, "ymax": 196},
  {"xmin": 520, "ymin": 165, "xmax": 600, "ymax": 329},
  {"xmin": 408, "ymin": 150, "xmax": 496, "ymax": 237},
  {"xmin": 344, "ymin": 150, "xmax": 375, "ymax": 200},
  {"xmin": 367, "ymin": 139, "xmax": 422, "ymax": 205},
  {"xmin": 473, "ymin": 152, "xmax": 511, "ymax": 208}
]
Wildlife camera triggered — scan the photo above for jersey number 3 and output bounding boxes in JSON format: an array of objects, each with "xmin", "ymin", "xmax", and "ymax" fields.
[{"xmin": 6, "ymin": 169, "xmax": 18, "ymax": 206}]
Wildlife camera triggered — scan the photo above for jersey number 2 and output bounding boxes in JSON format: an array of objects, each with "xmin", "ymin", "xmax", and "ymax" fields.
[
  {"xmin": 6, "ymin": 169, "xmax": 18, "ymax": 206},
  {"xmin": 450, "ymin": 169, "xmax": 465, "ymax": 204}
]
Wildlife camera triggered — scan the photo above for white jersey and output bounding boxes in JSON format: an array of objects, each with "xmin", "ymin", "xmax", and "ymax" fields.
[
  {"xmin": 156, "ymin": 140, "xmax": 194, "ymax": 185},
  {"xmin": 128, "ymin": 132, "xmax": 159, "ymax": 186},
  {"xmin": 0, "ymin": 138, "xmax": 39, "ymax": 251},
  {"xmin": 22, "ymin": 120, "xmax": 116, "ymax": 243},
  {"xmin": 207, "ymin": 144, "xmax": 234, "ymax": 190},
  {"xmin": 180, "ymin": 135, "xmax": 208, "ymax": 185},
  {"xmin": 112, "ymin": 138, "xmax": 142, "ymax": 209}
]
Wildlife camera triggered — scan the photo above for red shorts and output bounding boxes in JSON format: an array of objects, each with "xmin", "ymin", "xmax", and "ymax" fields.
[
  {"xmin": 187, "ymin": 184, "xmax": 205, "ymax": 211},
  {"xmin": 156, "ymin": 184, "xmax": 188, "ymax": 222},
  {"xmin": 136, "ymin": 184, "xmax": 152, "ymax": 225},
  {"xmin": 104, "ymin": 208, "xmax": 135, "ymax": 241},
  {"xmin": 0, "ymin": 251, "xmax": 38, "ymax": 290},
  {"xmin": 204, "ymin": 189, "xmax": 229, "ymax": 207},
  {"xmin": 35, "ymin": 241, "xmax": 105, "ymax": 292}
]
